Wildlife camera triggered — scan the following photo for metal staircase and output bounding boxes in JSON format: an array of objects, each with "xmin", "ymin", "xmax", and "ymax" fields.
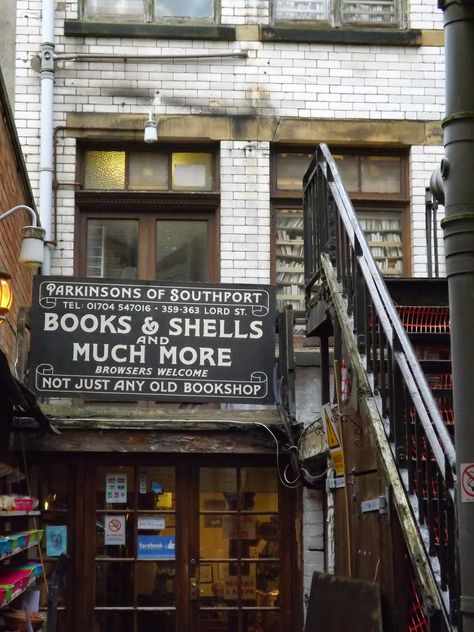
[{"xmin": 303, "ymin": 144, "xmax": 457, "ymax": 631}]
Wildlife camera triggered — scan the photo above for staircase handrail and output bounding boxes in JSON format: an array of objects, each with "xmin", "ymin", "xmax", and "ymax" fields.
[{"xmin": 304, "ymin": 143, "xmax": 456, "ymax": 480}]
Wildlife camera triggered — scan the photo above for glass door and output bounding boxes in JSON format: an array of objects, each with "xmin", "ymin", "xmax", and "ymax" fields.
[
  {"xmin": 82, "ymin": 459, "xmax": 296, "ymax": 632},
  {"xmin": 197, "ymin": 466, "xmax": 282, "ymax": 632},
  {"xmin": 92, "ymin": 464, "xmax": 178, "ymax": 632}
]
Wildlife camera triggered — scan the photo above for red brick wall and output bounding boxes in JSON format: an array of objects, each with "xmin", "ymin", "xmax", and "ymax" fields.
[{"xmin": 0, "ymin": 93, "xmax": 35, "ymax": 367}]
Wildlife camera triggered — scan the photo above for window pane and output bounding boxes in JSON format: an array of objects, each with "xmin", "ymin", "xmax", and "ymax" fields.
[
  {"xmin": 86, "ymin": 219, "xmax": 138, "ymax": 279},
  {"xmin": 342, "ymin": 0, "xmax": 398, "ymax": 24},
  {"xmin": 84, "ymin": 0, "xmax": 145, "ymax": 20},
  {"xmin": 360, "ymin": 155, "xmax": 401, "ymax": 194},
  {"xmin": 137, "ymin": 561, "xmax": 176, "ymax": 607},
  {"xmin": 274, "ymin": 0, "xmax": 330, "ymax": 21},
  {"xmin": 96, "ymin": 467, "xmax": 135, "ymax": 510},
  {"xmin": 138, "ymin": 611, "xmax": 176, "ymax": 631},
  {"xmin": 84, "ymin": 151, "xmax": 126, "ymax": 190},
  {"xmin": 29, "ymin": 464, "xmax": 69, "ymax": 511},
  {"xmin": 171, "ymin": 153, "xmax": 213, "ymax": 191},
  {"xmin": 333, "ymin": 154, "xmax": 359, "ymax": 192},
  {"xmin": 96, "ymin": 512, "xmax": 135, "ymax": 557},
  {"xmin": 137, "ymin": 467, "xmax": 175, "ymax": 510},
  {"xmin": 276, "ymin": 152, "xmax": 312, "ymax": 191},
  {"xmin": 155, "ymin": 0, "xmax": 214, "ymax": 19},
  {"xmin": 359, "ymin": 212, "xmax": 403, "ymax": 276},
  {"xmin": 200, "ymin": 469, "xmax": 237, "ymax": 511},
  {"xmin": 94, "ymin": 611, "xmax": 133, "ymax": 632},
  {"xmin": 95, "ymin": 561, "xmax": 134, "ymax": 606},
  {"xmin": 275, "ymin": 208, "xmax": 304, "ymax": 312},
  {"xmin": 156, "ymin": 220, "xmax": 208, "ymax": 282},
  {"xmin": 199, "ymin": 515, "xmax": 237, "ymax": 559},
  {"xmin": 242, "ymin": 611, "xmax": 280, "ymax": 632},
  {"xmin": 129, "ymin": 152, "xmax": 168, "ymax": 190},
  {"xmin": 241, "ymin": 467, "xmax": 278, "ymax": 511}
]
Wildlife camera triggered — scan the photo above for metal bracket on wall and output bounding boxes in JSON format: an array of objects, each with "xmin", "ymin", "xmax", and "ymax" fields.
[
  {"xmin": 326, "ymin": 476, "xmax": 346, "ymax": 491},
  {"xmin": 360, "ymin": 487, "xmax": 391, "ymax": 523}
]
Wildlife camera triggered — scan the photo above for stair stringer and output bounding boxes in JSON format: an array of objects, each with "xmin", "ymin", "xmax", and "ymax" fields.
[{"xmin": 320, "ymin": 253, "xmax": 451, "ymax": 630}]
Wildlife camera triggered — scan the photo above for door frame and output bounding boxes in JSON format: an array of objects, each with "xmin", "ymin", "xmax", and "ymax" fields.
[{"xmin": 29, "ymin": 451, "xmax": 303, "ymax": 632}]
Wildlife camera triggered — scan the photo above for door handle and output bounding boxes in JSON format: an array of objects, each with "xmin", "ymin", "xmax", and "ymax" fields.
[{"xmin": 190, "ymin": 577, "xmax": 199, "ymax": 601}]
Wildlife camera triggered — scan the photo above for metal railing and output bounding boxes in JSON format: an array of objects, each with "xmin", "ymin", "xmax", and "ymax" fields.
[{"xmin": 303, "ymin": 144, "xmax": 458, "ymax": 625}]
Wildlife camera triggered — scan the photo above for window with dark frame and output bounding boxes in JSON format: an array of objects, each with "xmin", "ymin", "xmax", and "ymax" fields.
[
  {"xmin": 273, "ymin": 0, "xmax": 403, "ymax": 28},
  {"xmin": 272, "ymin": 147, "xmax": 409, "ymax": 313},
  {"xmin": 77, "ymin": 146, "xmax": 219, "ymax": 284},
  {"xmin": 82, "ymin": 0, "xmax": 216, "ymax": 23}
]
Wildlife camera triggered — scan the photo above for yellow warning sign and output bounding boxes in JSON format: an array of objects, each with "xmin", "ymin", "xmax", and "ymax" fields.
[
  {"xmin": 325, "ymin": 416, "xmax": 340, "ymax": 448},
  {"xmin": 322, "ymin": 404, "xmax": 345, "ymax": 477},
  {"xmin": 322, "ymin": 404, "xmax": 340, "ymax": 448},
  {"xmin": 330, "ymin": 449, "xmax": 345, "ymax": 477}
]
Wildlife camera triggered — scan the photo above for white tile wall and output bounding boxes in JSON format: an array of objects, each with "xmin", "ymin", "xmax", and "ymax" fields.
[
  {"xmin": 410, "ymin": 145, "xmax": 446, "ymax": 278},
  {"xmin": 302, "ymin": 487, "xmax": 325, "ymax": 600}
]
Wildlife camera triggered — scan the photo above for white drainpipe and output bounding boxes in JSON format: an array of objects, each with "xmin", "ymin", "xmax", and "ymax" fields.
[{"xmin": 39, "ymin": 0, "xmax": 55, "ymax": 275}]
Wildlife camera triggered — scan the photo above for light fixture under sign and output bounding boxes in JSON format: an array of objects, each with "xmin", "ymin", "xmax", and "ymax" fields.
[{"xmin": 144, "ymin": 111, "xmax": 158, "ymax": 144}]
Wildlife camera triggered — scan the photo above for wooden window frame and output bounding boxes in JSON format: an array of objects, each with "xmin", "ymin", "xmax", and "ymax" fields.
[
  {"xmin": 78, "ymin": 143, "xmax": 220, "ymax": 194},
  {"xmin": 80, "ymin": 0, "xmax": 220, "ymax": 25},
  {"xmin": 271, "ymin": 146, "xmax": 411, "ymax": 292},
  {"xmin": 75, "ymin": 143, "xmax": 220, "ymax": 282},
  {"xmin": 272, "ymin": 0, "xmax": 404, "ymax": 29}
]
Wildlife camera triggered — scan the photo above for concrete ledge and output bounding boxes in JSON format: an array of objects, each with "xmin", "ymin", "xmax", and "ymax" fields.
[
  {"xmin": 66, "ymin": 112, "xmax": 444, "ymax": 147},
  {"xmin": 64, "ymin": 20, "xmax": 236, "ymax": 41},
  {"xmin": 261, "ymin": 26, "xmax": 422, "ymax": 46}
]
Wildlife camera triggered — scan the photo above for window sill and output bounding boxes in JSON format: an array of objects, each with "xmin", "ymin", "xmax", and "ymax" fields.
[
  {"xmin": 64, "ymin": 20, "xmax": 236, "ymax": 41},
  {"xmin": 261, "ymin": 26, "xmax": 422, "ymax": 46}
]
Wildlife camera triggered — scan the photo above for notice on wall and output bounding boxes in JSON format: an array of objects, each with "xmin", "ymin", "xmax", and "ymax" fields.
[
  {"xmin": 46, "ymin": 525, "xmax": 67, "ymax": 557},
  {"xmin": 28, "ymin": 277, "xmax": 276, "ymax": 404},
  {"xmin": 104, "ymin": 515, "xmax": 126, "ymax": 546},
  {"xmin": 137, "ymin": 535, "xmax": 176, "ymax": 559},
  {"xmin": 138, "ymin": 515, "xmax": 166, "ymax": 530},
  {"xmin": 106, "ymin": 473, "xmax": 127, "ymax": 503}
]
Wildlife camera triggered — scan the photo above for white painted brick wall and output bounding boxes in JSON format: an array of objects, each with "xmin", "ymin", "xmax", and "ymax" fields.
[
  {"xmin": 220, "ymin": 140, "xmax": 270, "ymax": 283},
  {"xmin": 14, "ymin": 0, "xmax": 445, "ymax": 276},
  {"xmin": 410, "ymin": 145, "xmax": 446, "ymax": 278},
  {"xmin": 302, "ymin": 487, "xmax": 325, "ymax": 602},
  {"xmin": 410, "ymin": 0, "xmax": 444, "ymax": 30},
  {"xmin": 14, "ymin": 0, "xmax": 446, "ymax": 278}
]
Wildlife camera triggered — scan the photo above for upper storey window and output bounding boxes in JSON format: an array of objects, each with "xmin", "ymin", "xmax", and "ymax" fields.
[
  {"xmin": 274, "ymin": 0, "xmax": 402, "ymax": 27},
  {"xmin": 83, "ymin": 0, "xmax": 215, "ymax": 22}
]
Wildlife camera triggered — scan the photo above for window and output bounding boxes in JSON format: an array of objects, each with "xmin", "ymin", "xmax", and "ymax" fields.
[
  {"xmin": 274, "ymin": 0, "xmax": 402, "ymax": 27},
  {"xmin": 77, "ymin": 146, "xmax": 219, "ymax": 283},
  {"xmin": 272, "ymin": 147, "xmax": 409, "ymax": 312},
  {"xmin": 83, "ymin": 0, "xmax": 215, "ymax": 22}
]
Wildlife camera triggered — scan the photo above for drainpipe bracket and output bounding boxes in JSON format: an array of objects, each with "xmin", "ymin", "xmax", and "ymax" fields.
[{"xmin": 460, "ymin": 596, "xmax": 474, "ymax": 614}]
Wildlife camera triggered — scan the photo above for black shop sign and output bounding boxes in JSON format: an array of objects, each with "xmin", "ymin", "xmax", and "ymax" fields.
[{"xmin": 28, "ymin": 277, "xmax": 276, "ymax": 404}]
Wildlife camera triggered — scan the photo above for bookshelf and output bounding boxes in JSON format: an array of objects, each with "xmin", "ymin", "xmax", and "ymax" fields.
[
  {"xmin": 359, "ymin": 214, "xmax": 403, "ymax": 276},
  {"xmin": 275, "ymin": 208, "xmax": 305, "ymax": 311}
]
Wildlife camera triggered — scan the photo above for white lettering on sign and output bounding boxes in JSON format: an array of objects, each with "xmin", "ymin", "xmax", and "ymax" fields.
[
  {"xmin": 168, "ymin": 318, "xmax": 263, "ymax": 339},
  {"xmin": 73, "ymin": 343, "xmax": 146, "ymax": 364},
  {"xmin": 30, "ymin": 278, "xmax": 276, "ymax": 404},
  {"xmin": 44, "ymin": 312, "xmax": 132, "ymax": 334},
  {"xmin": 159, "ymin": 345, "xmax": 231, "ymax": 366}
]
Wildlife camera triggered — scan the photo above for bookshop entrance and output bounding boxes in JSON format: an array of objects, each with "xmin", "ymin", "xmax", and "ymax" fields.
[{"xmin": 29, "ymin": 453, "xmax": 301, "ymax": 632}]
